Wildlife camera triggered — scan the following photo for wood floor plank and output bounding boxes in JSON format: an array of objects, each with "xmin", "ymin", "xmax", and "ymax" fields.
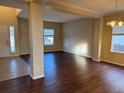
[{"xmin": 1, "ymin": 51, "xmax": 124, "ymax": 93}]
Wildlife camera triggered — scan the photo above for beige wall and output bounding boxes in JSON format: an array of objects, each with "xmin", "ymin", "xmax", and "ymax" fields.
[
  {"xmin": 0, "ymin": 6, "xmax": 19, "ymax": 57},
  {"xmin": 17, "ymin": 19, "xmax": 62, "ymax": 53},
  {"xmin": 101, "ymin": 13, "xmax": 124, "ymax": 65},
  {"xmin": 62, "ymin": 18, "xmax": 94, "ymax": 57},
  {"xmin": 18, "ymin": 18, "xmax": 30, "ymax": 55},
  {"xmin": 44, "ymin": 21, "xmax": 62, "ymax": 52}
]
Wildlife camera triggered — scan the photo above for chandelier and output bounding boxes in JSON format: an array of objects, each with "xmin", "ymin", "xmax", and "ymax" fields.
[{"xmin": 106, "ymin": 0, "xmax": 124, "ymax": 27}]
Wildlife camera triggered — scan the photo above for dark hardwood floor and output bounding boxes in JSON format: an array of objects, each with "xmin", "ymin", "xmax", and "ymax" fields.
[{"xmin": 1, "ymin": 51, "xmax": 124, "ymax": 93}]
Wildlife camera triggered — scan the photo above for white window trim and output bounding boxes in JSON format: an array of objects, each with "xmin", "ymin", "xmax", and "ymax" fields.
[
  {"xmin": 9, "ymin": 26, "xmax": 16, "ymax": 53},
  {"xmin": 44, "ymin": 29, "xmax": 55, "ymax": 46},
  {"xmin": 111, "ymin": 26, "xmax": 124, "ymax": 54},
  {"xmin": 111, "ymin": 51, "xmax": 124, "ymax": 54}
]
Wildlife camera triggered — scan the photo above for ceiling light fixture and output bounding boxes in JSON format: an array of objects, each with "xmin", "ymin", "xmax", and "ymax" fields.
[{"xmin": 106, "ymin": 0, "xmax": 124, "ymax": 27}]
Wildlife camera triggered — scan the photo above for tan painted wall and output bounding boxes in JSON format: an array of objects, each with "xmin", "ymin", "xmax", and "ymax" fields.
[
  {"xmin": 18, "ymin": 18, "xmax": 30, "ymax": 55},
  {"xmin": 17, "ymin": 19, "xmax": 62, "ymax": 53},
  {"xmin": 0, "ymin": 6, "xmax": 19, "ymax": 57},
  {"xmin": 62, "ymin": 18, "xmax": 94, "ymax": 57},
  {"xmin": 101, "ymin": 13, "xmax": 124, "ymax": 65},
  {"xmin": 44, "ymin": 21, "xmax": 62, "ymax": 52}
]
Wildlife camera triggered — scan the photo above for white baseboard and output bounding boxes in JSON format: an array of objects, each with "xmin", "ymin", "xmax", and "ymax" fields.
[
  {"xmin": 20, "ymin": 53, "xmax": 30, "ymax": 55},
  {"xmin": 62, "ymin": 50, "xmax": 92, "ymax": 58},
  {"xmin": 101, "ymin": 59, "xmax": 124, "ymax": 67},
  {"xmin": 44, "ymin": 50, "xmax": 62, "ymax": 52},
  {"xmin": 11, "ymin": 54, "xmax": 20, "ymax": 57},
  {"xmin": 63, "ymin": 50, "xmax": 124, "ymax": 67},
  {"xmin": 92, "ymin": 59, "xmax": 101, "ymax": 62},
  {"xmin": 0, "ymin": 53, "xmax": 30, "ymax": 58},
  {"xmin": 30, "ymin": 74, "xmax": 44, "ymax": 80},
  {"xmin": 7, "ymin": 54, "xmax": 20, "ymax": 57}
]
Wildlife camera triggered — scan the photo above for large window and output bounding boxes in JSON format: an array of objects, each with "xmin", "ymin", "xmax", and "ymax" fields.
[
  {"xmin": 44, "ymin": 29, "xmax": 54, "ymax": 46},
  {"xmin": 111, "ymin": 26, "xmax": 124, "ymax": 53},
  {"xmin": 9, "ymin": 26, "xmax": 16, "ymax": 53}
]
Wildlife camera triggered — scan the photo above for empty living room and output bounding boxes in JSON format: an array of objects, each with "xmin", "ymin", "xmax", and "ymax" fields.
[{"xmin": 0, "ymin": 0, "xmax": 124, "ymax": 93}]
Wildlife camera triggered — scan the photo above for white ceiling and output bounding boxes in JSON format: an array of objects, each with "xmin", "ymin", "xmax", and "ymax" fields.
[
  {"xmin": 43, "ymin": 6, "xmax": 83, "ymax": 23},
  {"xmin": 0, "ymin": 0, "xmax": 124, "ymax": 23},
  {"xmin": 60, "ymin": 0, "xmax": 124, "ymax": 14}
]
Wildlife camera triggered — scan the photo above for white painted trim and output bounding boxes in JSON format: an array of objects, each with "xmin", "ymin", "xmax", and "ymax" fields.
[
  {"xmin": 62, "ymin": 50, "xmax": 92, "ymax": 58},
  {"xmin": 1, "ymin": 53, "xmax": 30, "ymax": 57},
  {"xmin": 10, "ymin": 55, "xmax": 20, "ymax": 57},
  {"xmin": 111, "ymin": 51, "xmax": 124, "ymax": 54},
  {"xmin": 63, "ymin": 50, "xmax": 124, "ymax": 67},
  {"xmin": 19, "ymin": 53, "xmax": 30, "ymax": 55},
  {"xmin": 44, "ymin": 50, "xmax": 62, "ymax": 52},
  {"xmin": 92, "ymin": 59, "xmax": 101, "ymax": 62},
  {"xmin": 8, "ymin": 54, "xmax": 20, "ymax": 57},
  {"xmin": 49, "ymin": 0, "xmax": 103, "ymax": 16},
  {"xmin": 30, "ymin": 74, "xmax": 44, "ymax": 80},
  {"xmin": 101, "ymin": 59, "xmax": 124, "ymax": 67}
]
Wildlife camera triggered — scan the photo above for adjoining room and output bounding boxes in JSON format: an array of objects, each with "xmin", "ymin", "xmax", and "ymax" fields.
[{"xmin": 0, "ymin": 0, "xmax": 124, "ymax": 93}]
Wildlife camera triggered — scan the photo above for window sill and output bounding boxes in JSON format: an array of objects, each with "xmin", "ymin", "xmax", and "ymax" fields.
[
  {"xmin": 111, "ymin": 51, "xmax": 124, "ymax": 54},
  {"xmin": 44, "ymin": 45, "xmax": 54, "ymax": 46}
]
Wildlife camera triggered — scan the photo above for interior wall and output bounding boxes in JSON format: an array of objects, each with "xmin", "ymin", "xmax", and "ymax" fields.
[
  {"xmin": 0, "ymin": 6, "xmax": 19, "ymax": 57},
  {"xmin": 18, "ymin": 18, "xmax": 30, "ymax": 55},
  {"xmin": 18, "ymin": 19, "xmax": 62, "ymax": 53},
  {"xmin": 62, "ymin": 18, "xmax": 94, "ymax": 57},
  {"xmin": 44, "ymin": 21, "xmax": 62, "ymax": 52},
  {"xmin": 101, "ymin": 13, "xmax": 124, "ymax": 65}
]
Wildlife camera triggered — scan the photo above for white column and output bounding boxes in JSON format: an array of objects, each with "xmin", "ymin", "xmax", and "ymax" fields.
[
  {"xmin": 92, "ymin": 18, "xmax": 103, "ymax": 62},
  {"xmin": 29, "ymin": 2, "xmax": 44, "ymax": 80}
]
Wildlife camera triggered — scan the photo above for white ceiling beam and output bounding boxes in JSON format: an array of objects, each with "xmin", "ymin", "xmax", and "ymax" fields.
[{"xmin": 46, "ymin": 1, "xmax": 103, "ymax": 18}]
